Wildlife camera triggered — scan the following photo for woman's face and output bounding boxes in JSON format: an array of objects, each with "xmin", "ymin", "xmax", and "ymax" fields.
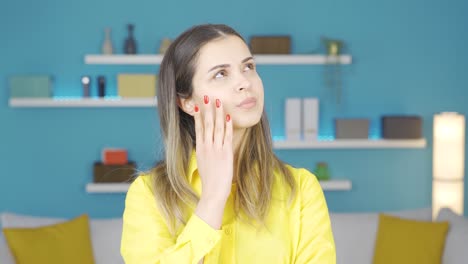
[{"xmin": 189, "ymin": 35, "xmax": 264, "ymax": 130}]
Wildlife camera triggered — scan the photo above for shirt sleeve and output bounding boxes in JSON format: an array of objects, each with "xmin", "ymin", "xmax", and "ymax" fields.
[
  {"xmin": 294, "ymin": 168, "xmax": 336, "ymax": 264},
  {"xmin": 121, "ymin": 175, "xmax": 222, "ymax": 264}
]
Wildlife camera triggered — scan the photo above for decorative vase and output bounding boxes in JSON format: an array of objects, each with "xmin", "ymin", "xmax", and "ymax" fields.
[
  {"xmin": 159, "ymin": 38, "xmax": 172, "ymax": 54},
  {"xmin": 124, "ymin": 24, "xmax": 137, "ymax": 54},
  {"xmin": 102, "ymin": 28, "xmax": 114, "ymax": 55}
]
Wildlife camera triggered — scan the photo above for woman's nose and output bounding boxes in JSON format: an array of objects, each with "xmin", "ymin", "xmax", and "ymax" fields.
[{"xmin": 235, "ymin": 73, "xmax": 252, "ymax": 92}]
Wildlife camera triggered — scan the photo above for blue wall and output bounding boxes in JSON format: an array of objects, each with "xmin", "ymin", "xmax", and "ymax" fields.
[{"xmin": 1, "ymin": 0, "xmax": 467, "ymax": 218}]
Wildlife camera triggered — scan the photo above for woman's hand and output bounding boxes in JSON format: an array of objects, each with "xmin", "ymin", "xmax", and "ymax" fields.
[{"xmin": 193, "ymin": 95, "xmax": 233, "ymax": 229}]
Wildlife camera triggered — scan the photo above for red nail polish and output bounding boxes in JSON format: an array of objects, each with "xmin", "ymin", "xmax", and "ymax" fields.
[
  {"xmin": 194, "ymin": 105, "xmax": 199, "ymax": 112},
  {"xmin": 216, "ymin": 99, "xmax": 220, "ymax": 108},
  {"xmin": 226, "ymin": 114, "xmax": 231, "ymax": 122},
  {"xmin": 204, "ymin": 95, "xmax": 209, "ymax": 104}
]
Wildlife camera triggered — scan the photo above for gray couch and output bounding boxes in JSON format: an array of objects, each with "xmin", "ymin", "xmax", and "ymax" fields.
[{"xmin": 1, "ymin": 207, "xmax": 466, "ymax": 263}]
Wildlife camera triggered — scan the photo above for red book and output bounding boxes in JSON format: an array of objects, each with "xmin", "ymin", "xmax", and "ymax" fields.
[{"xmin": 102, "ymin": 148, "xmax": 128, "ymax": 165}]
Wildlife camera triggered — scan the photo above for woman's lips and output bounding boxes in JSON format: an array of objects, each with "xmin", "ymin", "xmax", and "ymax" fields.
[{"xmin": 237, "ymin": 97, "xmax": 257, "ymax": 109}]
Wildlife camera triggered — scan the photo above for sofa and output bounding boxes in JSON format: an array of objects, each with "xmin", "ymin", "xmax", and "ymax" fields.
[
  {"xmin": 1, "ymin": 207, "xmax": 466, "ymax": 264},
  {"xmin": 330, "ymin": 207, "xmax": 468, "ymax": 264}
]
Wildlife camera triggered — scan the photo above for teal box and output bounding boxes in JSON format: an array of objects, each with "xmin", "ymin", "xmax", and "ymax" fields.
[{"xmin": 9, "ymin": 75, "xmax": 53, "ymax": 98}]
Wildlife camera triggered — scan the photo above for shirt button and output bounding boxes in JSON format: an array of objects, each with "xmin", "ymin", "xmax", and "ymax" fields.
[{"xmin": 224, "ymin": 228, "xmax": 232, "ymax": 235}]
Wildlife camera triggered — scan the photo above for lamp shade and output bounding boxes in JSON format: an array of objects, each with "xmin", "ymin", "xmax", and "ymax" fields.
[
  {"xmin": 433, "ymin": 112, "xmax": 465, "ymax": 181},
  {"xmin": 432, "ymin": 112, "xmax": 465, "ymax": 219}
]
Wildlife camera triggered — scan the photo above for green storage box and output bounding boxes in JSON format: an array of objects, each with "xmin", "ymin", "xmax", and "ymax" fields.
[{"xmin": 9, "ymin": 75, "xmax": 53, "ymax": 98}]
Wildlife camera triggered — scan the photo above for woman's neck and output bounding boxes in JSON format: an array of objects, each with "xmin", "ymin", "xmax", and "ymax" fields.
[{"xmin": 232, "ymin": 127, "xmax": 246, "ymax": 154}]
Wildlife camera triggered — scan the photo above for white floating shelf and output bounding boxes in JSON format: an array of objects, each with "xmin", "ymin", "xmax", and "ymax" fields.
[
  {"xmin": 319, "ymin": 179, "xmax": 352, "ymax": 191},
  {"xmin": 86, "ymin": 179, "xmax": 351, "ymax": 193},
  {"xmin": 85, "ymin": 55, "xmax": 164, "ymax": 65},
  {"xmin": 9, "ymin": 98, "xmax": 157, "ymax": 108},
  {"xmin": 86, "ymin": 183, "xmax": 131, "ymax": 193},
  {"xmin": 273, "ymin": 139, "xmax": 427, "ymax": 149},
  {"xmin": 255, "ymin": 54, "xmax": 351, "ymax": 64},
  {"xmin": 85, "ymin": 54, "xmax": 352, "ymax": 65}
]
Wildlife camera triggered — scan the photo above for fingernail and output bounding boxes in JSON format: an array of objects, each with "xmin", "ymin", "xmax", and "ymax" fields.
[
  {"xmin": 226, "ymin": 114, "xmax": 231, "ymax": 122},
  {"xmin": 216, "ymin": 99, "xmax": 220, "ymax": 108},
  {"xmin": 194, "ymin": 105, "xmax": 199, "ymax": 113},
  {"xmin": 204, "ymin": 95, "xmax": 209, "ymax": 104}
]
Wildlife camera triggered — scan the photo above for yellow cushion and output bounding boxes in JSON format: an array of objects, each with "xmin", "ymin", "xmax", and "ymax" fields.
[
  {"xmin": 373, "ymin": 213, "xmax": 449, "ymax": 264},
  {"xmin": 3, "ymin": 214, "xmax": 95, "ymax": 264}
]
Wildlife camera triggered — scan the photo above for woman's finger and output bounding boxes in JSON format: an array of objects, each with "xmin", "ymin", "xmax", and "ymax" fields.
[
  {"xmin": 193, "ymin": 104, "xmax": 202, "ymax": 145},
  {"xmin": 213, "ymin": 99, "xmax": 225, "ymax": 148},
  {"xmin": 223, "ymin": 112, "xmax": 233, "ymax": 148},
  {"xmin": 202, "ymin": 95, "xmax": 214, "ymax": 144}
]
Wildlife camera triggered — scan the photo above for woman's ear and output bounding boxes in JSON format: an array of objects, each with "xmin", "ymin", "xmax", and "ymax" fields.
[{"xmin": 177, "ymin": 97, "xmax": 195, "ymax": 116}]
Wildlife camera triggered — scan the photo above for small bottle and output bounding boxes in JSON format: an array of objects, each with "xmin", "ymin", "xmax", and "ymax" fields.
[
  {"xmin": 124, "ymin": 24, "xmax": 137, "ymax": 54},
  {"xmin": 102, "ymin": 28, "xmax": 114, "ymax": 55},
  {"xmin": 97, "ymin": 76, "xmax": 106, "ymax": 97}
]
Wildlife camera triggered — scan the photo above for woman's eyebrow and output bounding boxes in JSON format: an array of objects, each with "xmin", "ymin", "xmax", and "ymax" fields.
[
  {"xmin": 207, "ymin": 56, "xmax": 254, "ymax": 73},
  {"xmin": 242, "ymin": 56, "xmax": 254, "ymax": 63}
]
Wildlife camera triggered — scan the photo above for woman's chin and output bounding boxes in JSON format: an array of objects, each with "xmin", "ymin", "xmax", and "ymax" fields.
[{"xmin": 233, "ymin": 115, "xmax": 262, "ymax": 130}]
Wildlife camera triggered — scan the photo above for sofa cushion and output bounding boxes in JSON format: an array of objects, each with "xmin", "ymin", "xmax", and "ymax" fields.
[
  {"xmin": 3, "ymin": 214, "xmax": 94, "ymax": 264},
  {"xmin": 436, "ymin": 207, "xmax": 468, "ymax": 264},
  {"xmin": 330, "ymin": 208, "xmax": 432, "ymax": 264},
  {"xmin": 0, "ymin": 212, "xmax": 124, "ymax": 264},
  {"xmin": 373, "ymin": 214, "xmax": 449, "ymax": 264}
]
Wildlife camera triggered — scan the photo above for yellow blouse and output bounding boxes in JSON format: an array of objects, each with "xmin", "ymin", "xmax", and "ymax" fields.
[{"xmin": 121, "ymin": 154, "xmax": 336, "ymax": 264}]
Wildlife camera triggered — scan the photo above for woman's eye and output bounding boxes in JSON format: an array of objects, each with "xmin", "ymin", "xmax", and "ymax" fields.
[
  {"xmin": 214, "ymin": 70, "xmax": 227, "ymax": 79},
  {"xmin": 244, "ymin": 63, "xmax": 255, "ymax": 71}
]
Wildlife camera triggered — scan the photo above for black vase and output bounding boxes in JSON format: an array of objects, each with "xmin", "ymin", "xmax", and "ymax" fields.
[{"xmin": 124, "ymin": 24, "xmax": 137, "ymax": 54}]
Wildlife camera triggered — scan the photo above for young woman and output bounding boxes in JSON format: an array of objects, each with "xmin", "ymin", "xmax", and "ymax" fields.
[{"xmin": 121, "ymin": 24, "xmax": 336, "ymax": 264}]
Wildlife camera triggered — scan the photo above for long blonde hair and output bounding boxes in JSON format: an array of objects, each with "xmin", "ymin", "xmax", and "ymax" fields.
[{"xmin": 152, "ymin": 24, "xmax": 296, "ymax": 235}]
